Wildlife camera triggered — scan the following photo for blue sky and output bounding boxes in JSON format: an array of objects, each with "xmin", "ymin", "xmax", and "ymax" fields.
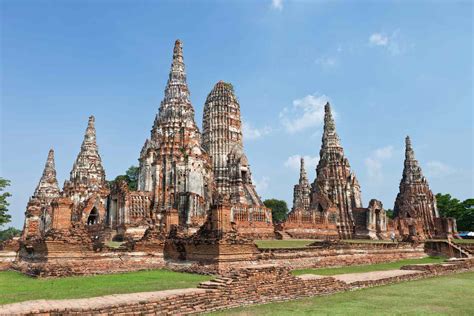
[{"xmin": 1, "ymin": 0, "xmax": 472, "ymax": 229}]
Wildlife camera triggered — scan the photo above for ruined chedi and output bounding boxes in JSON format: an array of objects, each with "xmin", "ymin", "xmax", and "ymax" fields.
[
  {"xmin": 393, "ymin": 136, "xmax": 439, "ymax": 239},
  {"xmin": 202, "ymin": 81, "xmax": 272, "ymax": 236},
  {"xmin": 137, "ymin": 40, "xmax": 213, "ymax": 227},
  {"xmin": 22, "ymin": 149, "xmax": 61, "ymax": 238},
  {"xmin": 202, "ymin": 81, "xmax": 263, "ymax": 207},
  {"xmin": 63, "ymin": 115, "xmax": 109, "ymax": 224},
  {"xmin": 311, "ymin": 103, "xmax": 362, "ymax": 238},
  {"xmin": 292, "ymin": 158, "xmax": 311, "ymax": 213}
]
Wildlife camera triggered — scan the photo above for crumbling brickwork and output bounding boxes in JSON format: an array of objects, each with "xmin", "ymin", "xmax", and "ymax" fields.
[
  {"xmin": 202, "ymin": 81, "xmax": 273, "ymax": 237},
  {"xmin": 281, "ymin": 106, "xmax": 389, "ymax": 240},
  {"xmin": 393, "ymin": 136, "xmax": 458, "ymax": 241},
  {"xmin": 137, "ymin": 40, "xmax": 213, "ymax": 230},
  {"xmin": 22, "ymin": 149, "xmax": 60, "ymax": 239}
]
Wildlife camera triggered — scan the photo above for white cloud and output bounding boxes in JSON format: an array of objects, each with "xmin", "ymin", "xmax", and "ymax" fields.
[
  {"xmin": 271, "ymin": 0, "xmax": 283, "ymax": 11},
  {"xmin": 315, "ymin": 56, "xmax": 338, "ymax": 68},
  {"xmin": 425, "ymin": 161, "xmax": 455, "ymax": 178},
  {"xmin": 279, "ymin": 94, "xmax": 331, "ymax": 134},
  {"xmin": 365, "ymin": 145, "xmax": 394, "ymax": 180},
  {"xmin": 253, "ymin": 176, "xmax": 269, "ymax": 193},
  {"xmin": 242, "ymin": 121, "xmax": 272, "ymax": 140},
  {"xmin": 369, "ymin": 30, "xmax": 408, "ymax": 56},
  {"xmin": 284, "ymin": 154, "xmax": 319, "ymax": 171},
  {"xmin": 369, "ymin": 33, "xmax": 389, "ymax": 46}
]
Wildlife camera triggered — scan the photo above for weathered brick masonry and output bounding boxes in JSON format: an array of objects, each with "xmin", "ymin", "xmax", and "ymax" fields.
[{"xmin": 2, "ymin": 259, "xmax": 472, "ymax": 315}]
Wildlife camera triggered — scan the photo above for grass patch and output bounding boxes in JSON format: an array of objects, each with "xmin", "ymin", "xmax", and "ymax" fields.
[
  {"xmin": 453, "ymin": 239, "xmax": 474, "ymax": 244},
  {"xmin": 0, "ymin": 269, "xmax": 212, "ymax": 305},
  {"xmin": 254, "ymin": 239, "xmax": 317, "ymax": 249},
  {"xmin": 292, "ymin": 257, "xmax": 445, "ymax": 276},
  {"xmin": 208, "ymin": 271, "xmax": 474, "ymax": 315},
  {"xmin": 105, "ymin": 240, "xmax": 124, "ymax": 248}
]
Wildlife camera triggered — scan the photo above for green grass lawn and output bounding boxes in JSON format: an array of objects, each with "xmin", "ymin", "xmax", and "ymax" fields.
[
  {"xmin": 292, "ymin": 257, "xmax": 445, "ymax": 276},
  {"xmin": 255, "ymin": 239, "xmax": 317, "ymax": 249},
  {"xmin": 453, "ymin": 239, "xmax": 474, "ymax": 244},
  {"xmin": 0, "ymin": 269, "xmax": 212, "ymax": 305},
  {"xmin": 105, "ymin": 240, "xmax": 125, "ymax": 248},
  {"xmin": 208, "ymin": 271, "xmax": 474, "ymax": 315}
]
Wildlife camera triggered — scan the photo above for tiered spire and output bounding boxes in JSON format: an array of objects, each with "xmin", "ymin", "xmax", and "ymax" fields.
[
  {"xmin": 292, "ymin": 158, "xmax": 311, "ymax": 211},
  {"xmin": 394, "ymin": 136, "xmax": 439, "ymax": 235},
  {"xmin": 313, "ymin": 102, "xmax": 362, "ymax": 238},
  {"xmin": 33, "ymin": 149, "xmax": 60, "ymax": 199},
  {"xmin": 299, "ymin": 158, "xmax": 309, "ymax": 186},
  {"xmin": 69, "ymin": 116, "xmax": 106, "ymax": 188},
  {"xmin": 400, "ymin": 136, "xmax": 425, "ymax": 184},
  {"xmin": 320, "ymin": 102, "xmax": 342, "ymax": 153},
  {"xmin": 152, "ymin": 39, "xmax": 198, "ymax": 140}
]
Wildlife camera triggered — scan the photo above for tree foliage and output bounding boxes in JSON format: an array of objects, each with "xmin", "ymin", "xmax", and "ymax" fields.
[
  {"xmin": 385, "ymin": 208, "xmax": 394, "ymax": 219},
  {"xmin": 263, "ymin": 199, "xmax": 289, "ymax": 223},
  {"xmin": 436, "ymin": 193, "xmax": 474, "ymax": 231},
  {"xmin": 0, "ymin": 177, "xmax": 12, "ymax": 227},
  {"xmin": 109, "ymin": 166, "xmax": 139, "ymax": 191},
  {"xmin": 0, "ymin": 227, "xmax": 21, "ymax": 241}
]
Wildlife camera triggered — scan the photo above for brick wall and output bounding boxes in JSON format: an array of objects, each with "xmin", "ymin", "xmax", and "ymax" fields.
[{"xmin": 3, "ymin": 259, "xmax": 472, "ymax": 315}]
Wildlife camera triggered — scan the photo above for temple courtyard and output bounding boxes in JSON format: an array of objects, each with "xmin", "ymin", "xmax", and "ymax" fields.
[
  {"xmin": 209, "ymin": 272, "xmax": 474, "ymax": 315},
  {"xmin": 1, "ymin": 258, "xmax": 472, "ymax": 314}
]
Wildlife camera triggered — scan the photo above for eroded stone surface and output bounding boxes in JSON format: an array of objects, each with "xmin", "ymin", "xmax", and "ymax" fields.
[{"xmin": 393, "ymin": 136, "xmax": 457, "ymax": 241}]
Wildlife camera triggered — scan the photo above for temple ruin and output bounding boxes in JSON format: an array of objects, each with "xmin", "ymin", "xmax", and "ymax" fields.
[
  {"xmin": 280, "ymin": 103, "xmax": 387, "ymax": 240},
  {"xmin": 392, "ymin": 136, "xmax": 458, "ymax": 241},
  {"xmin": 202, "ymin": 81, "xmax": 273, "ymax": 238},
  {"xmin": 10, "ymin": 39, "xmax": 460, "ymax": 277}
]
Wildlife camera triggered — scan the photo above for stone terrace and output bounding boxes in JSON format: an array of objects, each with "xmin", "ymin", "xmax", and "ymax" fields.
[{"xmin": 2, "ymin": 258, "xmax": 472, "ymax": 315}]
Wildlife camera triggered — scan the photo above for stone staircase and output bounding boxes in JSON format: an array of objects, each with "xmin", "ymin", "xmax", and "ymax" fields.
[
  {"xmin": 425, "ymin": 240, "xmax": 471, "ymax": 258},
  {"xmin": 447, "ymin": 240, "xmax": 471, "ymax": 258},
  {"xmin": 198, "ymin": 276, "xmax": 233, "ymax": 290},
  {"xmin": 275, "ymin": 231, "xmax": 293, "ymax": 240}
]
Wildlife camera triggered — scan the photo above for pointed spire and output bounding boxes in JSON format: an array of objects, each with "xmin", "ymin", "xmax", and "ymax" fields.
[
  {"xmin": 168, "ymin": 39, "xmax": 186, "ymax": 85},
  {"xmin": 401, "ymin": 135, "xmax": 424, "ymax": 184},
  {"xmin": 34, "ymin": 149, "xmax": 60, "ymax": 199},
  {"xmin": 152, "ymin": 39, "xmax": 198, "ymax": 140},
  {"xmin": 163, "ymin": 39, "xmax": 190, "ymax": 103},
  {"xmin": 69, "ymin": 115, "xmax": 106, "ymax": 187},
  {"xmin": 299, "ymin": 157, "xmax": 309, "ymax": 185},
  {"xmin": 83, "ymin": 116, "xmax": 96, "ymax": 147},
  {"xmin": 321, "ymin": 102, "xmax": 341, "ymax": 150},
  {"xmin": 405, "ymin": 135, "xmax": 415, "ymax": 161}
]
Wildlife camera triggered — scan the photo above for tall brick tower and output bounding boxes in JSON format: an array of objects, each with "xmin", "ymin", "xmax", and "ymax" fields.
[
  {"xmin": 22, "ymin": 149, "xmax": 61, "ymax": 238},
  {"xmin": 202, "ymin": 81, "xmax": 263, "ymax": 207},
  {"xmin": 393, "ymin": 136, "xmax": 439, "ymax": 239},
  {"xmin": 63, "ymin": 116, "xmax": 109, "ymax": 224},
  {"xmin": 311, "ymin": 103, "xmax": 362, "ymax": 238},
  {"xmin": 292, "ymin": 158, "xmax": 311, "ymax": 213},
  {"xmin": 201, "ymin": 81, "xmax": 272, "ymax": 237},
  {"xmin": 138, "ymin": 40, "xmax": 213, "ymax": 227}
]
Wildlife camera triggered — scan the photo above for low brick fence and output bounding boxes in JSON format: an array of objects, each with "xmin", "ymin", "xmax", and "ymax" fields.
[
  {"xmin": 2, "ymin": 258, "xmax": 472, "ymax": 315},
  {"xmin": 256, "ymin": 242, "xmax": 426, "ymax": 269}
]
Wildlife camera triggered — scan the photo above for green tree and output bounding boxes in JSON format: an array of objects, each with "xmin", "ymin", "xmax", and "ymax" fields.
[
  {"xmin": 263, "ymin": 199, "xmax": 289, "ymax": 223},
  {"xmin": 385, "ymin": 208, "xmax": 394, "ymax": 219},
  {"xmin": 0, "ymin": 178, "xmax": 12, "ymax": 227},
  {"xmin": 109, "ymin": 166, "xmax": 139, "ymax": 191},
  {"xmin": 436, "ymin": 193, "xmax": 474, "ymax": 231},
  {"xmin": 125, "ymin": 166, "xmax": 139, "ymax": 191},
  {"xmin": 0, "ymin": 227, "xmax": 21, "ymax": 241}
]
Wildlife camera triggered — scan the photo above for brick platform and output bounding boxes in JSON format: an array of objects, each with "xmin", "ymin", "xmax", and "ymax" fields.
[{"xmin": 2, "ymin": 258, "xmax": 472, "ymax": 315}]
